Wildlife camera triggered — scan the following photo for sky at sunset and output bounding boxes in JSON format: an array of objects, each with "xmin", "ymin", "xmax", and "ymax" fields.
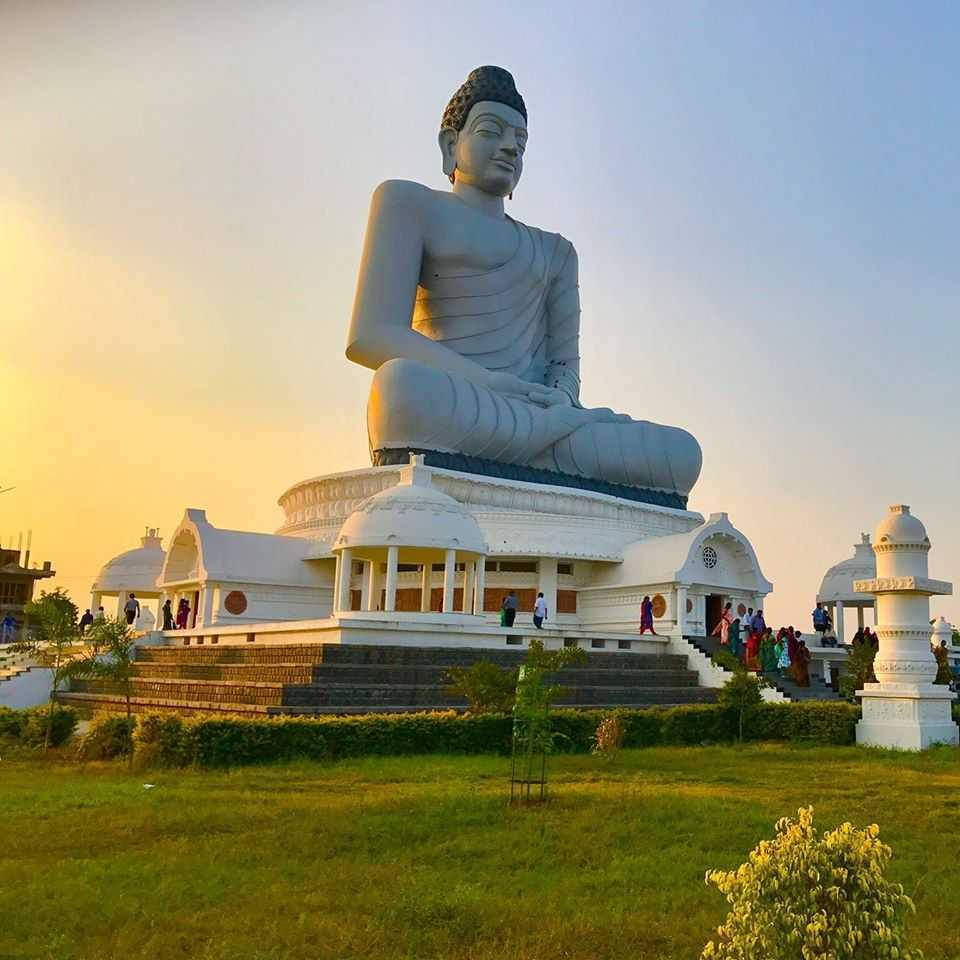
[{"xmin": 3, "ymin": 1, "xmax": 958, "ymax": 631}]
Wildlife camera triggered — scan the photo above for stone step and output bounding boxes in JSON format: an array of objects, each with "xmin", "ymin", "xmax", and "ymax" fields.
[
  {"xmin": 129, "ymin": 661, "xmax": 700, "ymax": 688},
  {"xmin": 137, "ymin": 642, "xmax": 688, "ymax": 671},
  {"xmin": 57, "ymin": 691, "xmax": 716, "ymax": 717}
]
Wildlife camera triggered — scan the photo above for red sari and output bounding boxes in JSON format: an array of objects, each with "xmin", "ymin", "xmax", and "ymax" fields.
[{"xmin": 745, "ymin": 632, "xmax": 761, "ymax": 671}]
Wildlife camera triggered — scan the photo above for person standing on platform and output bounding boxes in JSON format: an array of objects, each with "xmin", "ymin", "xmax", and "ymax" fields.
[
  {"xmin": 639, "ymin": 595, "xmax": 657, "ymax": 635},
  {"xmin": 711, "ymin": 601, "xmax": 733, "ymax": 645},
  {"xmin": 812, "ymin": 603, "xmax": 827, "ymax": 641},
  {"xmin": 533, "ymin": 592, "xmax": 547, "ymax": 630},
  {"xmin": 161, "ymin": 599, "xmax": 175, "ymax": 631},
  {"xmin": 753, "ymin": 609, "xmax": 767, "ymax": 637},
  {"xmin": 728, "ymin": 612, "xmax": 741, "ymax": 658},
  {"xmin": 776, "ymin": 632, "xmax": 791, "ymax": 677},
  {"xmin": 793, "ymin": 640, "xmax": 812, "ymax": 687},
  {"xmin": 503, "ymin": 590, "xmax": 518, "ymax": 628},
  {"xmin": 175, "ymin": 598, "xmax": 190, "ymax": 630},
  {"xmin": 123, "ymin": 593, "xmax": 140, "ymax": 626},
  {"xmin": 760, "ymin": 627, "xmax": 778, "ymax": 673}
]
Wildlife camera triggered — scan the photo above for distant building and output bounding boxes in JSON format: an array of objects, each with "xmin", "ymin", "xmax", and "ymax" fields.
[{"xmin": 0, "ymin": 548, "xmax": 55, "ymax": 628}]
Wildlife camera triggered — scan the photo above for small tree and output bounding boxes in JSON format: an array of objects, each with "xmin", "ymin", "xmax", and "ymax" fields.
[
  {"xmin": 446, "ymin": 659, "xmax": 518, "ymax": 714},
  {"xmin": 591, "ymin": 711, "xmax": 625, "ymax": 761},
  {"xmin": 510, "ymin": 638, "xmax": 587, "ymax": 802},
  {"xmin": 12, "ymin": 589, "xmax": 89, "ymax": 750},
  {"xmin": 840, "ymin": 639, "xmax": 878, "ymax": 700},
  {"xmin": 716, "ymin": 664, "xmax": 765, "ymax": 742},
  {"xmin": 702, "ymin": 806, "xmax": 923, "ymax": 959},
  {"xmin": 87, "ymin": 616, "xmax": 138, "ymax": 768}
]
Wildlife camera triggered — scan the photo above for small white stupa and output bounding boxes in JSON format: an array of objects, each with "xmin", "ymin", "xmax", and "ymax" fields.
[
  {"xmin": 90, "ymin": 528, "xmax": 165, "ymax": 623},
  {"xmin": 854, "ymin": 505, "xmax": 957, "ymax": 750}
]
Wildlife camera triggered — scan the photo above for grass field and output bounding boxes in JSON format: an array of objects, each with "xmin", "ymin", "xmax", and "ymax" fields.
[{"xmin": 2, "ymin": 744, "xmax": 959, "ymax": 960}]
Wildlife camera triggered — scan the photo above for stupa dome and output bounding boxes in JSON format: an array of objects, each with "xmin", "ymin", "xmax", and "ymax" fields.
[
  {"xmin": 875, "ymin": 504, "xmax": 929, "ymax": 547},
  {"xmin": 817, "ymin": 534, "xmax": 877, "ymax": 605},
  {"xmin": 333, "ymin": 463, "xmax": 485, "ymax": 556},
  {"xmin": 932, "ymin": 616, "xmax": 953, "ymax": 646},
  {"xmin": 92, "ymin": 529, "xmax": 165, "ymax": 594}
]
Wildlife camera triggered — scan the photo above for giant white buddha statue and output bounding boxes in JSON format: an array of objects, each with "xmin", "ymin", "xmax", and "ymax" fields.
[{"xmin": 346, "ymin": 66, "xmax": 702, "ymax": 507}]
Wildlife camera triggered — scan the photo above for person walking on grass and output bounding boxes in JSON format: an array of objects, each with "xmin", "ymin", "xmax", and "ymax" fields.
[
  {"xmin": 533, "ymin": 592, "xmax": 547, "ymax": 630},
  {"xmin": 639, "ymin": 595, "xmax": 657, "ymax": 635}
]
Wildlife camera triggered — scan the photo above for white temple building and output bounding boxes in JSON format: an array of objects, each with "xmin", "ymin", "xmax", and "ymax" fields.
[
  {"xmin": 91, "ymin": 528, "xmax": 165, "ymax": 628},
  {"xmin": 124, "ymin": 455, "xmax": 774, "ymax": 676}
]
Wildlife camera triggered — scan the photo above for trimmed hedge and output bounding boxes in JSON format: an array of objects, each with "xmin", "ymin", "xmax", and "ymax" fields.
[
  {"xmin": 133, "ymin": 701, "xmax": 863, "ymax": 768},
  {"xmin": 0, "ymin": 705, "xmax": 79, "ymax": 747},
  {"xmin": 77, "ymin": 714, "xmax": 135, "ymax": 761}
]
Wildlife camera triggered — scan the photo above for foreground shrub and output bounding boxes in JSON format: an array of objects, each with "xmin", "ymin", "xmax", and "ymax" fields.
[
  {"xmin": 131, "ymin": 700, "xmax": 859, "ymax": 767},
  {"xmin": 0, "ymin": 705, "xmax": 79, "ymax": 747},
  {"xmin": 78, "ymin": 713, "xmax": 136, "ymax": 761},
  {"xmin": 591, "ymin": 712, "xmax": 625, "ymax": 758},
  {"xmin": 445, "ymin": 659, "xmax": 517, "ymax": 714},
  {"xmin": 702, "ymin": 805, "xmax": 923, "ymax": 959}
]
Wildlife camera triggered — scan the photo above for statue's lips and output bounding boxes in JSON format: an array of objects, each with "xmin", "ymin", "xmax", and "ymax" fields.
[{"xmin": 491, "ymin": 158, "xmax": 516, "ymax": 171}]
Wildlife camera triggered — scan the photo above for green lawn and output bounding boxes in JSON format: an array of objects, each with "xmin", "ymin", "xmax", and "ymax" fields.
[{"xmin": 2, "ymin": 745, "xmax": 959, "ymax": 960}]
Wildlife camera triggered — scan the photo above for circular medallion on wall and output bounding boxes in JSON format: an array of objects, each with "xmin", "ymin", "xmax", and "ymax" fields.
[
  {"xmin": 651, "ymin": 594, "xmax": 667, "ymax": 618},
  {"xmin": 686, "ymin": 598, "xmax": 693, "ymax": 614},
  {"xmin": 702, "ymin": 545, "xmax": 718, "ymax": 569},
  {"xmin": 737, "ymin": 603, "xmax": 747, "ymax": 616},
  {"xmin": 224, "ymin": 590, "xmax": 248, "ymax": 615}
]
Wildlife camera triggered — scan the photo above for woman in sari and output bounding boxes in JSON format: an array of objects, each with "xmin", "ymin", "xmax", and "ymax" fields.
[
  {"xmin": 711, "ymin": 602, "xmax": 734, "ymax": 645},
  {"xmin": 728, "ymin": 614, "xmax": 741, "ymax": 659},
  {"xmin": 760, "ymin": 627, "xmax": 778, "ymax": 673},
  {"xmin": 776, "ymin": 632, "xmax": 791, "ymax": 677},
  {"xmin": 792, "ymin": 640, "xmax": 812, "ymax": 687},
  {"xmin": 786, "ymin": 626, "xmax": 799, "ymax": 666},
  {"xmin": 745, "ymin": 628, "xmax": 761, "ymax": 672}
]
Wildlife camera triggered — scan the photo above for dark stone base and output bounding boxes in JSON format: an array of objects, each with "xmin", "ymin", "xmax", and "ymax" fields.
[{"xmin": 371, "ymin": 447, "xmax": 688, "ymax": 510}]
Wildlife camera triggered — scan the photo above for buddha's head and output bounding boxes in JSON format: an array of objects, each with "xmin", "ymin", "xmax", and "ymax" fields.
[{"xmin": 439, "ymin": 66, "xmax": 527, "ymax": 198}]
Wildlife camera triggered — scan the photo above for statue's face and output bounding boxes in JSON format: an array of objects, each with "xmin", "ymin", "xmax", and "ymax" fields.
[{"xmin": 445, "ymin": 100, "xmax": 527, "ymax": 197}]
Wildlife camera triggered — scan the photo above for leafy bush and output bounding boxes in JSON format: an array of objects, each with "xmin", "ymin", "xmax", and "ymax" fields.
[
  {"xmin": 445, "ymin": 659, "xmax": 517, "ymax": 714},
  {"xmin": 78, "ymin": 713, "xmax": 136, "ymax": 761},
  {"xmin": 131, "ymin": 701, "xmax": 860, "ymax": 767},
  {"xmin": 0, "ymin": 705, "xmax": 78, "ymax": 747},
  {"xmin": 711, "ymin": 648, "xmax": 742, "ymax": 673},
  {"xmin": 591, "ymin": 712, "xmax": 625, "ymax": 758},
  {"xmin": 702, "ymin": 805, "xmax": 923, "ymax": 959}
]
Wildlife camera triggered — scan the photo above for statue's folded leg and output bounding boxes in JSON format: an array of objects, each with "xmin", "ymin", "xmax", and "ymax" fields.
[
  {"xmin": 529, "ymin": 419, "xmax": 702, "ymax": 497},
  {"xmin": 368, "ymin": 357, "xmax": 702, "ymax": 496}
]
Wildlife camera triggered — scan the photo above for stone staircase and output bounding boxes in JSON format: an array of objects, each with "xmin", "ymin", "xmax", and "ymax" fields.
[
  {"xmin": 0, "ymin": 644, "xmax": 33, "ymax": 683},
  {"xmin": 57, "ymin": 642, "xmax": 719, "ymax": 716},
  {"xmin": 684, "ymin": 634, "xmax": 844, "ymax": 702}
]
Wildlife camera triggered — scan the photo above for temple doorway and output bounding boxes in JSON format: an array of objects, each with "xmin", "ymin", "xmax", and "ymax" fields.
[{"xmin": 705, "ymin": 594, "xmax": 723, "ymax": 635}]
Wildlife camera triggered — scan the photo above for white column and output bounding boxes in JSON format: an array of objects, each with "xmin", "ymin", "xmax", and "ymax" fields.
[
  {"xmin": 462, "ymin": 558, "xmax": 475, "ymax": 613},
  {"xmin": 538, "ymin": 557, "xmax": 558, "ymax": 625},
  {"xmin": 384, "ymin": 546, "xmax": 399, "ymax": 612},
  {"xmin": 201, "ymin": 584, "xmax": 215, "ymax": 627},
  {"xmin": 90, "ymin": 591, "xmax": 102, "ymax": 616},
  {"xmin": 676, "ymin": 584, "xmax": 688, "ymax": 636},
  {"xmin": 442, "ymin": 548, "xmax": 456, "ymax": 612},
  {"xmin": 332, "ymin": 555, "xmax": 342, "ymax": 614},
  {"xmin": 835, "ymin": 600, "xmax": 845, "ymax": 645},
  {"xmin": 359, "ymin": 560, "xmax": 370, "ymax": 611},
  {"xmin": 364, "ymin": 560, "xmax": 380, "ymax": 612},
  {"xmin": 473, "ymin": 558, "xmax": 486, "ymax": 616},
  {"xmin": 857, "ymin": 606, "xmax": 865, "ymax": 630},
  {"xmin": 420, "ymin": 562, "xmax": 432, "ymax": 612},
  {"xmin": 337, "ymin": 548, "xmax": 353, "ymax": 614},
  {"xmin": 116, "ymin": 591, "xmax": 128, "ymax": 620}
]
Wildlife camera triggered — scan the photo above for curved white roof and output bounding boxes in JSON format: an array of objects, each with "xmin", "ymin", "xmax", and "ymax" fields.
[
  {"xmin": 334, "ymin": 461, "xmax": 486, "ymax": 556},
  {"xmin": 589, "ymin": 512, "xmax": 772, "ymax": 593},
  {"xmin": 817, "ymin": 534, "xmax": 877, "ymax": 605},
  {"xmin": 875, "ymin": 504, "xmax": 929, "ymax": 546},
  {"xmin": 932, "ymin": 616, "xmax": 953, "ymax": 645},
  {"xmin": 92, "ymin": 529, "xmax": 165, "ymax": 595},
  {"xmin": 160, "ymin": 509, "xmax": 327, "ymax": 588}
]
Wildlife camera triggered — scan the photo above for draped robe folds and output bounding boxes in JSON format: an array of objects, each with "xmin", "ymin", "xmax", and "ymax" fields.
[{"xmin": 367, "ymin": 218, "xmax": 703, "ymax": 499}]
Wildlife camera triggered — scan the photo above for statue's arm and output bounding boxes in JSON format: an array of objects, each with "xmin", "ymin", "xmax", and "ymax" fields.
[
  {"xmin": 346, "ymin": 181, "xmax": 514, "ymax": 388},
  {"xmin": 544, "ymin": 239, "xmax": 582, "ymax": 405}
]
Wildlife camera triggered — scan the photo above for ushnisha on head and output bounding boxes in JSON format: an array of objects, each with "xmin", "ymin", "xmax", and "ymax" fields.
[{"xmin": 439, "ymin": 66, "xmax": 528, "ymax": 198}]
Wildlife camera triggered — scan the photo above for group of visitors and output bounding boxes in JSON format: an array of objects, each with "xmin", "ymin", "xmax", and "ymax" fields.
[
  {"xmin": 78, "ymin": 606, "xmax": 107, "ymax": 634},
  {"xmin": 161, "ymin": 598, "xmax": 191, "ymax": 630},
  {"xmin": 498, "ymin": 590, "xmax": 548, "ymax": 629},
  {"xmin": 712, "ymin": 602, "xmax": 814, "ymax": 686}
]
